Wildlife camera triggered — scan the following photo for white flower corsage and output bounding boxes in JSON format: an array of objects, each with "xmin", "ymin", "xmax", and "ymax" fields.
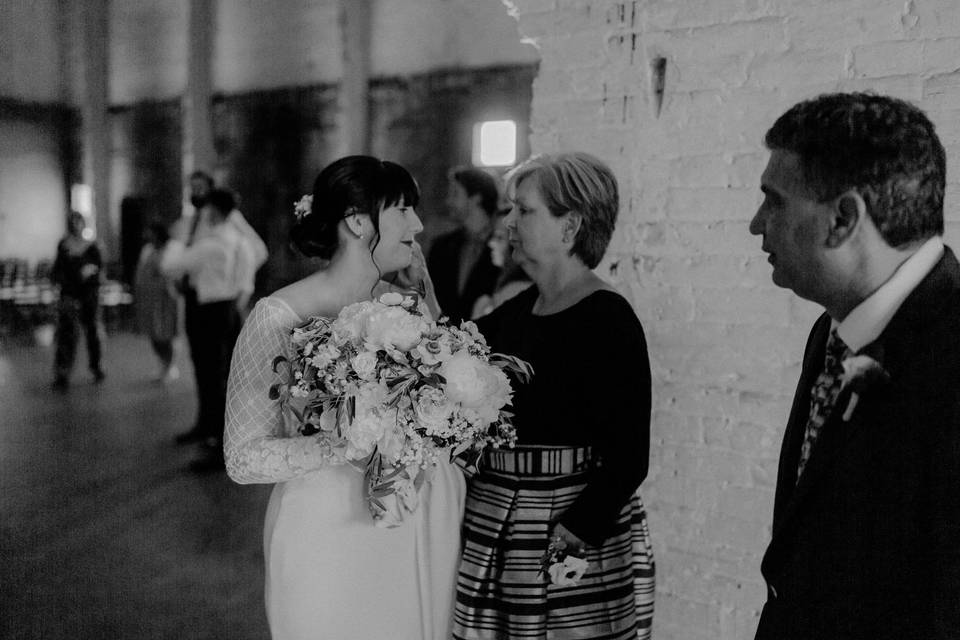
[
  {"xmin": 293, "ymin": 194, "xmax": 313, "ymax": 221},
  {"xmin": 539, "ymin": 534, "xmax": 589, "ymax": 586},
  {"xmin": 839, "ymin": 355, "xmax": 889, "ymax": 422}
]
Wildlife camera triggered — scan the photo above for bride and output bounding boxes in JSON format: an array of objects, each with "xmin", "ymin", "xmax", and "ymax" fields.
[{"xmin": 224, "ymin": 156, "xmax": 465, "ymax": 640}]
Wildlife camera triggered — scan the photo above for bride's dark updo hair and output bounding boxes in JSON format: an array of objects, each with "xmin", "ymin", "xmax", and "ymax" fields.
[{"xmin": 290, "ymin": 155, "xmax": 420, "ymax": 260}]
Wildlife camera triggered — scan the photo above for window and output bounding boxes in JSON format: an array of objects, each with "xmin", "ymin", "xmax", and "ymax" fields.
[{"xmin": 473, "ymin": 120, "xmax": 517, "ymax": 167}]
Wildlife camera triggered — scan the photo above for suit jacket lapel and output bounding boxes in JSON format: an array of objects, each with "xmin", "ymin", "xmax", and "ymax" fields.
[
  {"xmin": 770, "ymin": 313, "xmax": 830, "ymax": 533},
  {"xmin": 768, "ymin": 247, "xmax": 960, "ymax": 548}
]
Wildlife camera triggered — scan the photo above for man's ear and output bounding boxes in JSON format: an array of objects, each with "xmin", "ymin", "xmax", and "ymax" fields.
[{"xmin": 826, "ymin": 190, "xmax": 865, "ymax": 248}]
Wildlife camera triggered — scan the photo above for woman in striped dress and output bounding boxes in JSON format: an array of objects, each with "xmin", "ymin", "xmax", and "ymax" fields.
[{"xmin": 454, "ymin": 152, "xmax": 655, "ymax": 640}]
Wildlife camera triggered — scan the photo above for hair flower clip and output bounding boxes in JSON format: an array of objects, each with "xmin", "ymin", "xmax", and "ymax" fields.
[{"xmin": 293, "ymin": 194, "xmax": 313, "ymax": 221}]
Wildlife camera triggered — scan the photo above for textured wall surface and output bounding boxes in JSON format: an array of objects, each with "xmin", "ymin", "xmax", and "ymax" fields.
[
  {"xmin": 108, "ymin": 0, "xmax": 539, "ymax": 104},
  {"xmin": 0, "ymin": 116, "xmax": 70, "ymax": 260},
  {"xmin": 505, "ymin": 0, "xmax": 960, "ymax": 638},
  {"xmin": 0, "ymin": 0, "xmax": 64, "ymax": 103}
]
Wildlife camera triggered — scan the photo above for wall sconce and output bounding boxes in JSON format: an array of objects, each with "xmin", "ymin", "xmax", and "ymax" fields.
[{"xmin": 473, "ymin": 120, "xmax": 517, "ymax": 167}]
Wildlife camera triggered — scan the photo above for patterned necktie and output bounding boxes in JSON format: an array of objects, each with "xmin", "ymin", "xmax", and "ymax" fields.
[{"xmin": 796, "ymin": 328, "xmax": 851, "ymax": 481}]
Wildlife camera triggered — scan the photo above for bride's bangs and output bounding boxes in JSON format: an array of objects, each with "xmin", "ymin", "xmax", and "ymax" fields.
[{"xmin": 381, "ymin": 161, "xmax": 421, "ymax": 209}]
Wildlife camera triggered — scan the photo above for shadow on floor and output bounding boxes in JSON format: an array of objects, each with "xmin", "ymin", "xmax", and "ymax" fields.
[{"xmin": 0, "ymin": 332, "xmax": 272, "ymax": 640}]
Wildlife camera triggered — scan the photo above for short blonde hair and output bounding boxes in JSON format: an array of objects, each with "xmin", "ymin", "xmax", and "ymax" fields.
[{"xmin": 507, "ymin": 151, "xmax": 619, "ymax": 268}]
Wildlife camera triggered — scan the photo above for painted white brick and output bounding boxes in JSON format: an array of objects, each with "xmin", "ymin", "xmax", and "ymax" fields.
[
  {"xmin": 923, "ymin": 72, "xmax": 960, "ymax": 111},
  {"xmin": 851, "ymin": 40, "xmax": 924, "ymax": 78},
  {"xmin": 516, "ymin": 1, "xmax": 960, "ymax": 638},
  {"xmin": 922, "ymin": 38, "xmax": 960, "ymax": 75},
  {"xmin": 666, "ymin": 187, "xmax": 759, "ymax": 221}
]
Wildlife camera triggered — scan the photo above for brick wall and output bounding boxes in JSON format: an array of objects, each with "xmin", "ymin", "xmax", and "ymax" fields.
[{"xmin": 505, "ymin": 0, "xmax": 960, "ymax": 637}]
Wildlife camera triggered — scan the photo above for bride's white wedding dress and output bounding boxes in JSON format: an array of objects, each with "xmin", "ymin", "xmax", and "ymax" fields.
[{"xmin": 225, "ymin": 296, "xmax": 465, "ymax": 640}]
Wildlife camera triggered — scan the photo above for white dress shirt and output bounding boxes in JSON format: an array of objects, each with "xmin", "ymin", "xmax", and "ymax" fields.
[
  {"xmin": 836, "ymin": 236, "xmax": 944, "ymax": 352},
  {"xmin": 161, "ymin": 222, "xmax": 251, "ymax": 304}
]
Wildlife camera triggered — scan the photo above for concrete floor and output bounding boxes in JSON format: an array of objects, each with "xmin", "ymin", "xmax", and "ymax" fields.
[{"xmin": 0, "ymin": 331, "xmax": 272, "ymax": 640}]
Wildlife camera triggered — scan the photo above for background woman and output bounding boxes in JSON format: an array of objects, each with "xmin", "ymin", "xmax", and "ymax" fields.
[
  {"xmin": 134, "ymin": 220, "xmax": 180, "ymax": 382},
  {"xmin": 470, "ymin": 209, "xmax": 532, "ymax": 319},
  {"xmin": 224, "ymin": 156, "xmax": 464, "ymax": 640},
  {"xmin": 454, "ymin": 152, "xmax": 655, "ymax": 639}
]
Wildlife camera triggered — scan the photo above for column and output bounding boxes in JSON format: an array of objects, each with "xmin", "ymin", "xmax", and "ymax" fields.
[
  {"xmin": 80, "ymin": 0, "xmax": 113, "ymax": 257},
  {"xmin": 338, "ymin": 0, "xmax": 373, "ymax": 155},
  {"xmin": 184, "ymin": 0, "xmax": 215, "ymax": 177}
]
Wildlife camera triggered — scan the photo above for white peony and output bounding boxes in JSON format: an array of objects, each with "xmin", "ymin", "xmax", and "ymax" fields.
[
  {"xmin": 439, "ymin": 351, "xmax": 513, "ymax": 420},
  {"xmin": 332, "ymin": 302, "xmax": 375, "ymax": 342},
  {"xmin": 364, "ymin": 306, "xmax": 428, "ymax": 351}
]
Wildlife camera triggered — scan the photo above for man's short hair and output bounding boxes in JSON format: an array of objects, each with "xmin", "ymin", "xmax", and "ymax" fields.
[
  {"xmin": 765, "ymin": 92, "xmax": 945, "ymax": 247},
  {"xmin": 450, "ymin": 167, "xmax": 502, "ymax": 217},
  {"xmin": 189, "ymin": 170, "xmax": 214, "ymax": 189},
  {"xmin": 205, "ymin": 188, "xmax": 236, "ymax": 217}
]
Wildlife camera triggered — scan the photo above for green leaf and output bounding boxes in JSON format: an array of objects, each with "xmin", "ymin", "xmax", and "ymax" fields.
[{"xmin": 290, "ymin": 405, "xmax": 304, "ymax": 423}]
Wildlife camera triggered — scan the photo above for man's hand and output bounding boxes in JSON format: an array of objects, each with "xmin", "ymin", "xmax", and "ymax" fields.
[{"xmin": 80, "ymin": 264, "xmax": 99, "ymax": 281}]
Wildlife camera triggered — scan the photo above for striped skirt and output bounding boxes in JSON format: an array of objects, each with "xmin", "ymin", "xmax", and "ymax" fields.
[{"xmin": 453, "ymin": 446, "xmax": 655, "ymax": 640}]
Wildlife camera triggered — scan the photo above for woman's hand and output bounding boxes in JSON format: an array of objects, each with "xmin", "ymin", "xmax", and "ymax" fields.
[
  {"xmin": 550, "ymin": 522, "xmax": 586, "ymax": 553},
  {"xmin": 384, "ymin": 241, "xmax": 441, "ymax": 319}
]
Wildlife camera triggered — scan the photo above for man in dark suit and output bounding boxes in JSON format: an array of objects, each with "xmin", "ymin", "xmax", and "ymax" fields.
[
  {"xmin": 750, "ymin": 93, "xmax": 960, "ymax": 639},
  {"xmin": 427, "ymin": 166, "xmax": 502, "ymax": 324}
]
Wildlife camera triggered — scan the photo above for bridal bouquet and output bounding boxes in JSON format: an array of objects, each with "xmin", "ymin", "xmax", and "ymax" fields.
[{"xmin": 271, "ymin": 291, "xmax": 532, "ymax": 527}]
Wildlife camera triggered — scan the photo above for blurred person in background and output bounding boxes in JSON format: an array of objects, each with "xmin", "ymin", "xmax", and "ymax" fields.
[
  {"xmin": 173, "ymin": 171, "xmax": 266, "ymax": 446},
  {"xmin": 470, "ymin": 209, "xmax": 532, "ymax": 319},
  {"xmin": 134, "ymin": 220, "xmax": 180, "ymax": 383},
  {"xmin": 427, "ymin": 166, "xmax": 502, "ymax": 324},
  {"xmin": 162, "ymin": 189, "xmax": 252, "ymax": 471},
  {"xmin": 51, "ymin": 211, "xmax": 105, "ymax": 389}
]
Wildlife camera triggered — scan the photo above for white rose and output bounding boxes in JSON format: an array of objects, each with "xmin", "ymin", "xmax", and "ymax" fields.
[
  {"xmin": 413, "ymin": 390, "xmax": 455, "ymax": 435},
  {"xmin": 351, "ymin": 351, "xmax": 379, "ymax": 380}
]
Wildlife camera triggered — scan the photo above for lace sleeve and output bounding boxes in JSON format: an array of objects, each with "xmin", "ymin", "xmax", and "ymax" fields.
[{"xmin": 224, "ymin": 298, "xmax": 344, "ymax": 484}]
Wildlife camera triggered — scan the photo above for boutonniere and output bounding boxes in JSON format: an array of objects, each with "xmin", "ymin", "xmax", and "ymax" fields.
[{"xmin": 838, "ymin": 354, "xmax": 890, "ymax": 421}]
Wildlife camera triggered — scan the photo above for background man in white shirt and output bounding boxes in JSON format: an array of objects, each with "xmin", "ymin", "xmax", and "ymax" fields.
[
  {"xmin": 163, "ymin": 188, "xmax": 252, "ymax": 471},
  {"xmin": 172, "ymin": 171, "xmax": 267, "ymax": 449},
  {"xmin": 749, "ymin": 92, "xmax": 960, "ymax": 640}
]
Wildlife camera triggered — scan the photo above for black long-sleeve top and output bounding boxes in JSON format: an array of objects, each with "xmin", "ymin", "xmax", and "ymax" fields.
[
  {"xmin": 475, "ymin": 285, "xmax": 651, "ymax": 546},
  {"xmin": 52, "ymin": 239, "xmax": 102, "ymax": 299}
]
